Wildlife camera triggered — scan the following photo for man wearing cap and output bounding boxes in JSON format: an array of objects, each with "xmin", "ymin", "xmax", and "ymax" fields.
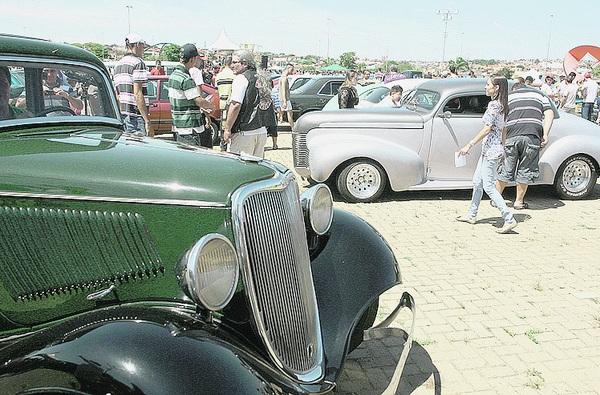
[
  {"xmin": 559, "ymin": 72, "xmax": 579, "ymax": 115},
  {"xmin": 114, "ymin": 34, "xmax": 153, "ymax": 136},
  {"xmin": 167, "ymin": 43, "xmax": 213, "ymax": 148},
  {"xmin": 581, "ymin": 72, "xmax": 598, "ymax": 122},
  {"xmin": 223, "ymin": 50, "xmax": 268, "ymax": 158}
]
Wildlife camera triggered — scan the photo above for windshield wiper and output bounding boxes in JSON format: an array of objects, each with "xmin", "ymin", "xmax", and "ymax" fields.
[{"xmin": 15, "ymin": 128, "xmax": 85, "ymax": 138}]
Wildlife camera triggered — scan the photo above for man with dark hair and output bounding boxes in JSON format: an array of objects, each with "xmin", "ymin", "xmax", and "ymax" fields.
[
  {"xmin": 376, "ymin": 85, "xmax": 403, "ymax": 107},
  {"xmin": 167, "ymin": 43, "xmax": 213, "ymax": 147},
  {"xmin": 559, "ymin": 72, "xmax": 578, "ymax": 115},
  {"xmin": 223, "ymin": 50, "xmax": 268, "ymax": 157},
  {"xmin": 0, "ymin": 66, "xmax": 28, "ymax": 121},
  {"xmin": 495, "ymin": 81, "xmax": 555, "ymax": 209},
  {"xmin": 150, "ymin": 60, "xmax": 165, "ymax": 76},
  {"xmin": 215, "ymin": 56, "xmax": 235, "ymax": 151},
  {"xmin": 114, "ymin": 34, "xmax": 153, "ymax": 136},
  {"xmin": 525, "ymin": 76, "xmax": 534, "ymax": 87}
]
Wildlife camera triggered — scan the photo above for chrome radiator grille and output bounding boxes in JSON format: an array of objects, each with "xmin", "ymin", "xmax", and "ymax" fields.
[
  {"xmin": 232, "ymin": 173, "xmax": 323, "ymax": 382},
  {"xmin": 292, "ymin": 132, "xmax": 309, "ymax": 168}
]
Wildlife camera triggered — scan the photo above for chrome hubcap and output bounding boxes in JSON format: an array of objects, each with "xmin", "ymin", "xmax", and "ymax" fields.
[
  {"xmin": 562, "ymin": 160, "xmax": 592, "ymax": 193},
  {"xmin": 346, "ymin": 164, "xmax": 381, "ymax": 199}
]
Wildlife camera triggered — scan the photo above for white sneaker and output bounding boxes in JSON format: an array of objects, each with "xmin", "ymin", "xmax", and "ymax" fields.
[
  {"xmin": 497, "ymin": 220, "xmax": 518, "ymax": 234},
  {"xmin": 456, "ymin": 215, "xmax": 477, "ymax": 225}
]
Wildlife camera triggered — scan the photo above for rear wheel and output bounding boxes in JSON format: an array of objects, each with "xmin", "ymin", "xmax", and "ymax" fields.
[
  {"xmin": 554, "ymin": 155, "xmax": 598, "ymax": 199},
  {"xmin": 336, "ymin": 160, "xmax": 387, "ymax": 203}
]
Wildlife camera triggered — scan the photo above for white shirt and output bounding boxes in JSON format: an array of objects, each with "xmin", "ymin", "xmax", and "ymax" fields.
[
  {"xmin": 582, "ymin": 79, "xmax": 598, "ymax": 103},
  {"xmin": 560, "ymin": 83, "xmax": 578, "ymax": 109},
  {"xmin": 230, "ymin": 73, "xmax": 266, "ymax": 136},
  {"xmin": 376, "ymin": 95, "xmax": 402, "ymax": 107},
  {"xmin": 540, "ymin": 83, "xmax": 555, "ymax": 97},
  {"xmin": 189, "ymin": 67, "xmax": 204, "ymax": 86}
]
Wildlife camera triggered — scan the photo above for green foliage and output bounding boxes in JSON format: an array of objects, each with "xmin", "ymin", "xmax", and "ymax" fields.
[
  {"xmin": 339, "ymin": 52, "xmax": 357, "ymax": 69},
  {"xmin": 593, "ymin": 65, "xmax": 600, "ymax": 79},
  {"xmin": 448, "ymin": 57, "xmax": 469, "ymax": 72},
  {"xmin": 161, "ymin": 44, "xmax": 181, "ymax": 62},
  {"xmin": 382, "ymin": 60, "xmax": 416, "ymax": 72},
  {"xmin": 470, "ymin": 59, "xmax": 498, "ymax": 66},
  {"xmin": 71, "ymin": 42, "xmax": 107, "ymax": 59},
  {"xmin": 498, "ymin": 67, "xmax": 513, "ymax": 79}
]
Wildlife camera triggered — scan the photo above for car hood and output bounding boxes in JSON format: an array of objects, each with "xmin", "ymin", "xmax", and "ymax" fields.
[
  {"xmin": 294, "ymin": 108, "xmax": 424, "ymax": 133},
  {"xmin": 0, "ymin": 127, "xmax": 276, "ymax": 206}
]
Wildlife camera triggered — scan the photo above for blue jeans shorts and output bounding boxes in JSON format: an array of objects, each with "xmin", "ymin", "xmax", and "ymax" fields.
[{"xmin": 497, "ymin": 135, "xmax": 541, "ymax": 184}]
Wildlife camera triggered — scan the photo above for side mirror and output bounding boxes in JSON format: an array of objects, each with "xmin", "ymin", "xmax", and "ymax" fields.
[{"xmin": 439, "ymin": 111, "xmax": 452, "ymax": 119}]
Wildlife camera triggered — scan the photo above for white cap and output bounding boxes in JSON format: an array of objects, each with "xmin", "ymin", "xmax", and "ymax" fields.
[{"xmin": 125, "ymin": 33, "xmax": 146, "ymax": 45}]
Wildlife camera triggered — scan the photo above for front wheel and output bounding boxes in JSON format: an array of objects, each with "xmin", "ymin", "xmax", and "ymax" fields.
[
  {"xmin": 336, "ymin": 160, "xmax": 387, "ymax": 203},
  {"xmin": 349, "ymin": 298, "xmax": 379, "ymax": 352},
  {"xmin": 554, "ymin": 155, "xmax": 598, "ymax": 199}
]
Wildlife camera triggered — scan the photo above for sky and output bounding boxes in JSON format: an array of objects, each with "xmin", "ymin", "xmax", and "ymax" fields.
[{"xmin": 3, "ymin": 0, "xmax": 600, "ymax": 61}]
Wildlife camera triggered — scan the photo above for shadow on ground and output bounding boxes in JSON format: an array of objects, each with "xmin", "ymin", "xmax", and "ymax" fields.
[{"xmin": 336, "ymin": 328, "xmax": 440, "ymax": 395}]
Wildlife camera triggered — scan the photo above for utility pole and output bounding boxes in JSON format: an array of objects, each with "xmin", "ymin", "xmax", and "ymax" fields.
[
  {"xmin": 126, "ymin": 5, "xmax": 133, "ymax": 34},
  {"xmin": 326, "ymin": 17, "xmax": 332, "ymax": 60},
  {"xmin": 546, "ymin": 14, "xmax": 554, "ymax": 61},
  {"xmin": 436, "ymin": 9, "xmax": 458, "ymax": 63}
]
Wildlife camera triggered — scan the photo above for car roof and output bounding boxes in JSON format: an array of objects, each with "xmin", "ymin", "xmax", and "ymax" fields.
[
  {"xmin": 0, "ymin": 34, "xmax": 106, "ymax": 71},
  {"xmin": 418, "ymin": 78, "xmax": 487, "ymax": 95}
]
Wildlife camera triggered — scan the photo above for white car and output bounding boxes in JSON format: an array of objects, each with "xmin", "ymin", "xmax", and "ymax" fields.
[{"xmin": 322, "ymin": 79, "xmax": 426, "ymax": 110}]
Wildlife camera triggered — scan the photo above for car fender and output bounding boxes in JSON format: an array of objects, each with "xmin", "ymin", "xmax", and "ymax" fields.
[
  {"xmin": 0, "ymin": 305, "xmax": 328, "ymax": 394},
  {"xmin": 311, "ymin": 209, "xmax": 400, "ymax": 382},
  {"xmin": 539, "ymin": 134, "xmax": 600, "ymax": 183},
  {"xmin": 307, "ymin": 131, "xmax": 425, "ymax": 191}
]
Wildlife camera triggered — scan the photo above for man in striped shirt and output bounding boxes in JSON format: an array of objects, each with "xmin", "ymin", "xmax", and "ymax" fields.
[
  {"xmin": 114, "ymin": 34, "xmax": 153, "ymax": 136},
  {"xmin": 496, "ymin": 82, "xmax": 555, "ymax": 209},
  {"xmin": 167, "ymin": 43, "xmax": 213, "ymax": 147}
]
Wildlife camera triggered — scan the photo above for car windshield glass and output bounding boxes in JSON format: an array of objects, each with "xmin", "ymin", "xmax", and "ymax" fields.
[
  {"xmin": 407, "ymin": 89, "xmax": 440, "ymax": 111},
  {"xmin": 0, "ymin": 60, "xmax": 118, "ymax": 126},
  {"xmin": 361, "ymin": 87, "xmax": 390, "ymax": 103},
  {"xmin": 291, "ymin": 77, "xmax": 310, "ymax": 91}
]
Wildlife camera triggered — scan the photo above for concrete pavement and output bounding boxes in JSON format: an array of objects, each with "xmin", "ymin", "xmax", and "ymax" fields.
[{"xmin": 264, "ymin": 131, "xmax": 600, "ymax": 395}]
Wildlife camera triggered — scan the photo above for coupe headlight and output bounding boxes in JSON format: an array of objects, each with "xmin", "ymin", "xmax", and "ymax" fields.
[
  {"xmin": 179, "ymin": 234, "xmax": 239, "ymax": 311},
  {"xmin": 301, "ymin": 184, "xmax": 334, "ymax": 235}
]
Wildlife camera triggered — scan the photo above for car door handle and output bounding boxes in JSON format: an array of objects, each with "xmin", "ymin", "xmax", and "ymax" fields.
[{"xmin": 151, "ymin": 103, "xmax": 158, "ymax": 108}]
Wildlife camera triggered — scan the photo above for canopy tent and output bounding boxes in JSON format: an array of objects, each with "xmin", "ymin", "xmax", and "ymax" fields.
[
  {"xmin": 320, "ymin": 64, "xmax": 348, "ymax": 72},
  {"xmin": 209, "ymin": 30, "xmax": 239, "ymax": 51}
]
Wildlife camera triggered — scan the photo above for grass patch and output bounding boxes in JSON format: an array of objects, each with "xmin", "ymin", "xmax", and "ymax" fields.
[
  {"xmin": 526, "ymin": 329, "xmax": 542, "ymax": 344},
  {"xmin": 525, "ymin": 368, "xmax": 545, "ymax": 390},
  {"xmin": 533, "ymin": 281, "xmax": 543, "ymax": 292},
  {"xmin": 503, "ymin": 328, "xmax": 517, "ymax": 337}
]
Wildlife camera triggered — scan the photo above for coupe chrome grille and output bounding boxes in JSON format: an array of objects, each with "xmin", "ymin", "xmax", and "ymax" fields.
[
  {"xmin": 292, "ymin": 132, "xmax": 309, "ymax": 169},
  {"xmin": 232, "ymin": 172, "xmax": 323, "ymax": 382}
]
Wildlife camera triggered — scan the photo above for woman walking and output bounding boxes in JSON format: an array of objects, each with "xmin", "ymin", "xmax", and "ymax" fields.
[
  {"xmin": 338, "ymin": 70, "xmax": 359, "ymax": 109},
  {"xmin": 457, "ymin": 76, "xmax": 518, "ymax": 234}
]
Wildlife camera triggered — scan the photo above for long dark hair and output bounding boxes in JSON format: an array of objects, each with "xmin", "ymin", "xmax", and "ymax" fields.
[{"xmin": 491, "ymin": 76, "xmax": 509, "ymax": 119}]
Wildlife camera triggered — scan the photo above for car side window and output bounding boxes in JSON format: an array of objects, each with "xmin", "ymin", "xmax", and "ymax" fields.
[
  {"xmin": 442, "ymin": 95, "xmax": 490, "ymax": 116},
  {"xmin": 318, "ymin": 82, "xmax": 332, "ymax": 95},
  {"xmin": 159, "ymin": 82, "xmax": 169, "ymax": 100},
  {"xmin": 330, "ymin": 81, "xmax": 342, "ymax": 95},
  {"xmin": 146, "ymin": 81, "xmax": 157, "ymax": 99}
]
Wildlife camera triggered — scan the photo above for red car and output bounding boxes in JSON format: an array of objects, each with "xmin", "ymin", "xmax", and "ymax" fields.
[{"xmin": 147, "ymin": 75, "xmax": 221, "ymax": 144}]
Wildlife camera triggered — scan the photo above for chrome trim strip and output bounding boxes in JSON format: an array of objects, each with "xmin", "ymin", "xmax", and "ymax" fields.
[
  {"xmin": 0, "ymin": 191, "xmax": 227, "ymax": 208},
  {"xmin": 231, "ymin": 171, "xmax": 325, "ymax": 383}
]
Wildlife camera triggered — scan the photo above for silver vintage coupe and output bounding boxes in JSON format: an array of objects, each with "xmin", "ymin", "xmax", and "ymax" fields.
[{"xmin": 293, "ymin": 79, "xmax": 600, "ymax": 203}]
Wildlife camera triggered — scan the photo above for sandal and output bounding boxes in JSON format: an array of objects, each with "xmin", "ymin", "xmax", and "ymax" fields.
[{"xmin": 513, "ymin": 202, "xmax": 529, "ymax": 210}]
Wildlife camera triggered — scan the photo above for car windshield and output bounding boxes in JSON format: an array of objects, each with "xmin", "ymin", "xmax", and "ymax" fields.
[
  {"xmin": 290, "ymin": 77, "xmax": 311, "ymax": 91},
  {"xmin": 405, "ymin": 89, "xmax": 441, "ymax": 112},
  {"xmin": 0, "ymin": 60, "xmax": 118, "ymax": 127},
  {"xmin": 360, "ymin": 86, "xmax": 390, "ymax": 103}
]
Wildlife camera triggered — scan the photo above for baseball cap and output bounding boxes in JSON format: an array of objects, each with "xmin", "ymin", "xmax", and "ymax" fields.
[
  {"xmin": 125, "ymin": 33, "xmax": 146, "ymax": 46},
  {"xmin": 180, "ymin": 43, "xmax": 199, "ymax": 60}
]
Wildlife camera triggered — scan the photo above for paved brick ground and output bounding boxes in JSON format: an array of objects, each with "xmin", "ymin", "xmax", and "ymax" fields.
[{"xmin": 265, "ymin": 131, "xmax": 600, "ymax": 395}]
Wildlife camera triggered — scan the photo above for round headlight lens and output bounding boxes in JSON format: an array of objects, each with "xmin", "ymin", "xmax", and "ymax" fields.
[
  {"xmin": 302, "ymin": 184, "xmax": 334, "ymax": 235},
  {"xmin": 184, "ymin": 234, "xmax": 239, "ymax": 311}
]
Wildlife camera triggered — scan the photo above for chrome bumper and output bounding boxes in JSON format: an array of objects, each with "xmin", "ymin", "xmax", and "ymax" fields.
[{"xmin": 364, "ymin": 292, "xmax": 416, "ymax": 395}]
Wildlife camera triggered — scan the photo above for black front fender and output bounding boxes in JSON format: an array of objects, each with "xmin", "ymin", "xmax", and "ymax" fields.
[
  {"xmin": 311, "ymin": 209, "xmax": 400, "ymax": 381},
  {"xmin": 0, "ymin": 304, "xmax": 331, "ymax": 394}
]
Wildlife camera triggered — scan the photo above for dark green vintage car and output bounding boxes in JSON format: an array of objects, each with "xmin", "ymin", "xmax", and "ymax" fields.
[{"xmin": 0, "ymin": 35, "xmax": 415, "ymax": 394}]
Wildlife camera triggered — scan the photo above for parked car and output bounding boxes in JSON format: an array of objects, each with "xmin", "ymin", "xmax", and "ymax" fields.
[
  {"xmin": 293, "ymin": 78, "xmax": 600, "ymax": 203},
  {"xmin": 290, "ymin": 75, "xmax": 344, "ymax": 120},
  {"xmin": 0, "ymin": 35, "xmax": 415, "ymax": 394},
  {"xmin": 147, "ymin": 74, "xmax": 221, "ymax": 144},
  {"xmin": 322, "ymin": 79, "xmax": 426, "ymax": 111}
]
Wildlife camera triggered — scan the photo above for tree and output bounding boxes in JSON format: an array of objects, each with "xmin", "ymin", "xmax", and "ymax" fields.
[
  {"xmin": 72, "ymin": 42, "xmax": 107, "ymax": 59},
  {"xmin": 161, "ymin": 44, "xmax": 181, "ymax": 62},
  {"xmin": 593, "ymin": 65, "xmax": 600, "ymax": 79},
  {"xmin": 448, "ymin": 57, "xmax": 469, "ymax": 73},
  {"xmin": 381, "ymin": 60, "xmax": 416, "ymax": 72},
  {"xmin": 498, "ymin": 67, "xmax": 513, "ymax": 79},
  {"xmin": 339, "ymin": 52, "xmax": 357, "ymax": 69}
]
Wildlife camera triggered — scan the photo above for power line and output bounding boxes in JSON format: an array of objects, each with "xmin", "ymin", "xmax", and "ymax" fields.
[{"xmin": 436, "ymin": 9, "xmax": 459, "ymax": 63}]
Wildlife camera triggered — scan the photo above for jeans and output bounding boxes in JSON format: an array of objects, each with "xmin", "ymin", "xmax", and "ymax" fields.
[
  {"xmin": 467, "ymin": 155, "xmax": 514, "ymax": 223},
  {"xmin": 582, "ymin": 102, "xmax": 594, "ymax": 121},
  {"xmin": 122, "ymin": 114, "xmax": 146, "ymax": 135}
]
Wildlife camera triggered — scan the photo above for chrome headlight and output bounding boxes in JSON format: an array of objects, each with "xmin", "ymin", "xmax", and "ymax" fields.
[
  {"xmin": 301, "ymin": 184, "xmax": 334, "ymax": 235},
  {"xmin": 179, "ymin": 234, "xmax": 239, "ymax": 311}
]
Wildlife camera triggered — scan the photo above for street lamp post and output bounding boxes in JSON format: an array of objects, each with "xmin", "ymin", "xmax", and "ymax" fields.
[
  {"xmin": 326, "ymin": 17, "xmax": 332, "ymax": 60},
  {"xmin": 436, "ymin": 9, "xmax": 458, "ymax": 63},
  {"xmin": 546, "ymin": 14, "xmax": 554, "ymax": 62},
  {"xmin": 126, "ymin": 5, "xmax": 133, "ymax": 34}
]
